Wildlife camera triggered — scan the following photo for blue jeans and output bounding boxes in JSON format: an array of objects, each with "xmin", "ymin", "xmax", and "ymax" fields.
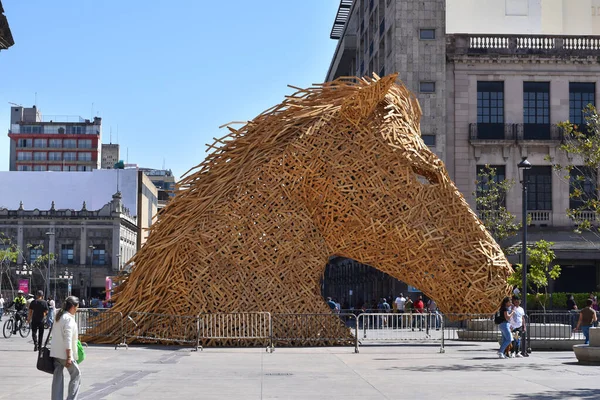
[
  {"xmin": 582, "ymin": 325, "xmax": 592, "ymax": 345},
  {"xmin": 0, "ymin": 307, "xmax": 3, "ymax": 321},
  {"xmin": 499, "ymin": 322, "xmax": 512, "ymax": 353}
]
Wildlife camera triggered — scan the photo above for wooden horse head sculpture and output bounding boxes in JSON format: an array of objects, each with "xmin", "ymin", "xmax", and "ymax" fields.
[{"xmin": 99, "ymin": 74, "xmax": 512, "ymax": 344}]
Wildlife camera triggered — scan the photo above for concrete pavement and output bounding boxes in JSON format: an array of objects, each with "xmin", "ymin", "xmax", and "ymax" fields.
[{"xmin": 1, "ymin": 335, "xmax": 600, "ymax": 399}]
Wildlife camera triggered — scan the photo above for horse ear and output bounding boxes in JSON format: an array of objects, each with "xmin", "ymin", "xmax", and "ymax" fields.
[{"xmin": 339, "ymin": 73, "xmax": 399, "ymax": 125}]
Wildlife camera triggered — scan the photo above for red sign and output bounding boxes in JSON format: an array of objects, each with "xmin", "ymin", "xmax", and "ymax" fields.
[{"xmin": 18, "ymin": 279, "xmax": 29, "ymax": 294}]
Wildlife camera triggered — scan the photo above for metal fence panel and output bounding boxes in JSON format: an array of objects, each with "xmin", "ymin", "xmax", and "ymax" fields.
[
  {"xmin": 198, "ymin": 312, "xmax": 272, "ymax": 351},
  {"xmin": 126, "ymin": 312, "xmax": 200, "ymax": 350},
  {"xmin": 76, "ymin": 309, "xmax": 127, "ymax": 349}
]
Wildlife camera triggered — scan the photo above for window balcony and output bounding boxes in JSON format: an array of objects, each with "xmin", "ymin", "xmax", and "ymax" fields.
[
  {"xmin": 516, "ymin": 124, "xmax": 564, "ymax": 141},
  {"xmin": 469, "ymin": 123, "xmax": 516, "ymax": 142},
  {"xmin": 528, "ymin": 210, "xmax": 552, "ymax": 226}
]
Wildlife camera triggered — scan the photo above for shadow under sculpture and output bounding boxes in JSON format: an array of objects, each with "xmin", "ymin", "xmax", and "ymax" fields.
[{"xmin": 88, "ymin": 74, "xmax": 513, "ymax": 346}]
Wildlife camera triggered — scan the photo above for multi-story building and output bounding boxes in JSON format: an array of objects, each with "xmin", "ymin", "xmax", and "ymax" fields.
[
  {"xmin": 327, "ymin": 0, "xmax": 600, "ymax": 294},
  {"xmin": 0, "ymin": 168, "xmax": 158, "ymax": 248},
  {"xmin": 0, "ymin": 0, "xmax": 14, "ymax": 51},
  {"xmin": 139, "ymin": 168, "xmax": 176, "ymax": 210},
  {"xmin": 0, "ymin": 192, "xmax": 137, "ymax": 300},
  {"xmin": 101, "ymin": 143, "xmax": 120, "ymax": 169},
  {"xmin": 7, "ymin": 106, "xmax": 102, "ymax": 172}
]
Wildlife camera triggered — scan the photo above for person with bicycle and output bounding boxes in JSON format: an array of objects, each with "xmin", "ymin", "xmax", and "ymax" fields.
[{"xmin": 7, "ymin": 290, "xmax": 27, "ymax": 334}]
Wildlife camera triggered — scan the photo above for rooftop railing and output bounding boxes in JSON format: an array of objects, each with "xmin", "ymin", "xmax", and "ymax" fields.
[{"xmin": 447, "ymin": 34, "xmax": 600, "ymax": 56}]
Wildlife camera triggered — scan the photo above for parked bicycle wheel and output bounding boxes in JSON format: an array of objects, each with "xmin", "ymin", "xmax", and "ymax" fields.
[
  {"xmin": 19, "ymin": 321, "xmax": 30, "ymax": 338},
  {"xmin": 3, "ymin": 319, "xmax": 13, "ymax": 338}
]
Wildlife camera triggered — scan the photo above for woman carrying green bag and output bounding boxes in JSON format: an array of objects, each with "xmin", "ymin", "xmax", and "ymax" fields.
[{"xmin": 50, "ymin": 296, "xmax": 81, "ymax": 400}]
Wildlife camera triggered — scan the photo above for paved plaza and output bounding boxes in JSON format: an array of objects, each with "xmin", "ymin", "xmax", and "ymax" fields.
[{"xmin": 1, "ymin": 336, "xmax": 600, "ymax": 399}]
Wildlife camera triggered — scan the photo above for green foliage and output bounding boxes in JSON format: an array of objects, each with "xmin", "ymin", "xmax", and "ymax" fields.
[
  {"xmin": 0, "ymin": 233, "xmax": 18, "ymax": 264},
  {"xmin": 474, "ymin": 165, "xmax": 521, "ymax": 246},
  {"xmin": 552, "ymin": 104, "xmax": 600, "ymax": 233},
  {"xmin": 508, "ymin": 240, "xmax": 560, "ymax": 311},
  {"xmin": 114, "ymin": 160, "xmax": 125, "ymax": 169},
  {"xmin": 527, "ymin": 292, "xmax": 597, "ymax": 310}
]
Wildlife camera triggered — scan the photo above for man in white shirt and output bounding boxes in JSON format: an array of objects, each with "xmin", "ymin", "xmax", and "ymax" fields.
[
  {"xmin": 0, "ymin": 294, "xmax": 4, "ymax": 321},
  {"xmin": 509, "ymin": 295, "xmax": 525, "ymax": 358},
  {"xmin": 395, "ymin": 294, "xmax": 406, "ymax": 313}
]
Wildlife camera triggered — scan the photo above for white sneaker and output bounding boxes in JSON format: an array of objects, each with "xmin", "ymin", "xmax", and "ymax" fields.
[
  {"xmin": 509, "ymin": 353, "xmax": 515, "ymax": 358},
  {"xmin": 515, "ymin": 353, "xmax": 523, "ymax": 358},
  {"xmin": 497, "ymin": 352, "xmax": 506, "ymax": 359}
]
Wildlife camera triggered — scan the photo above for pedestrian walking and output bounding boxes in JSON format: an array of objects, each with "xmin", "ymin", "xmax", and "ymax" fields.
[
  {"xmin": 588, "ymin": 293, "xmax": 598, "ymax": 312},
  {"xmin": 509, "ymin": 295, "xmax": 525, "ymax": 358},
  {"xmin": 497, "ymin": 297, "xmax": 515, "ymax": 359},
  {"xmin": 28, "ymin": 290, "xmax": 49, "ymax": 351},
  {"xmin": 413, "ymin": 295, "xmax": 425, "ymax": 331},
  {"xmin": 51, "ymin": 296, "xmax": 81, "ymax": 400},
  {"xmin": 47, "ymin": 296, "xmax": 56, "ymax": 328},
  {"xmin": 576, "ymin": 299, "xmax": 598, "ymax": 345},
  {"xmin": 0, "ymin": 293, "xmax": 4, "ymax": 321},
  {"xmin": 567, "ymin": 294, "xmax": 578, "ymax": 329},
  {"xmin": 395, "ymin": 294, "xmax": 406, "ymax": 313}
]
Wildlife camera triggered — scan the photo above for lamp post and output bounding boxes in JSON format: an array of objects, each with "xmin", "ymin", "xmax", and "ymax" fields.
[
  {"xmin": 518, "ymin": 156, "xmax": 532, "ymax": 357},
  {"xmin": 45, "ymin": 231, "xmax": 55, "ymax": 298},
  {"xmin": 88, "ymin": 245, "xmax": 95, "ymax": 300},
  {"xmin": 58, "ymin": 268, "xmax": 73, "ymax": 298}
]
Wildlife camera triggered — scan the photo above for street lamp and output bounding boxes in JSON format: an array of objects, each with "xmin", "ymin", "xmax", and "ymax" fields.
[
  {"xmin": 59, "ymin": 268, "xmax": 73, "ymax": 297},
  {"xmin": 45, "ymin": 231, "xmax": 55, "ymax": 298},
  {"xmin": 88, "ymin": 245, "xmax": 95, "ymax": 300},
  {"xmin": 518, "ymin": 156, "xmax": 532, "ymax": 357}
]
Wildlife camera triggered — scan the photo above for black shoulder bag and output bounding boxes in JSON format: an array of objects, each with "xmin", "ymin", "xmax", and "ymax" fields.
[{"xmin": 37, "ymin": 325, "xmax": 55, "ymax": 374}]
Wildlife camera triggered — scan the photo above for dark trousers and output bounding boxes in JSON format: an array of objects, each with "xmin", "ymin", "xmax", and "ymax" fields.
[{"xmin": 31, "ymin": 320, "xmax": 45, "ymax": 347}]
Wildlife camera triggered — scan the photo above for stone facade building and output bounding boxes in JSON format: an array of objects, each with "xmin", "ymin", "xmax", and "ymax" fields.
[
  {"xmin": 0, "ymin": 193, "xmax": 137, "ymax": 300},
  {"xmin": 327, "ymin": 0, "xmax": 600, "ymax": 293},
  {"xmin": 101, "ymin": 143, "xmax": 120, "ymax": 169}
]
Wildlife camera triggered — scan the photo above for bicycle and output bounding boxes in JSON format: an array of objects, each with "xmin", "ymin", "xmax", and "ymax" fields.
[{"xmin": 2, "ymin": 311, "xmax": 31, "ymax": 339}]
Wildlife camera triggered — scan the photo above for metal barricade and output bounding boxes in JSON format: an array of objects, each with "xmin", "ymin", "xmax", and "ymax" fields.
[
  {"xmin": 76, "ymin": 309, "xmax": 127, "ymax": 349},
  {"xmin": 126, "ymin": 312, "xmax": 200, "ymax": 351},
  {"xmin": 271, "ymin": 313, "xmax": 358, "ymax": 353},
  {"xmin": 198, "ymin": 312, "xmax": 272, "ymax": 352},
  {"xmin": 442, "ymin": 313, "xmax": 502, "ymax": 343},
  {"xmin": 357, "ymin": 312, "xmax": 444, "ymax": 353},
  {"xmin": 525, "ymin": 311, "xmax": 598, "ymax": 349}
]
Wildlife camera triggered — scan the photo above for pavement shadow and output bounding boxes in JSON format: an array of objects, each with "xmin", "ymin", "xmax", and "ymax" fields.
[
  {"xmin": 384, "ymin": 362, "xmax": 551, "ymax": 373},
  {"xmin": 508, "ymin": 389, "xmax": 600, "ymax": 399}
]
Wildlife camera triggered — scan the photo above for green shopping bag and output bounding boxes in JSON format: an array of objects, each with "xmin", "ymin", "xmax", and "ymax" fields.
[{"xmin": 77, "ymin": 340, "xmax": 86, "ymax": 364}]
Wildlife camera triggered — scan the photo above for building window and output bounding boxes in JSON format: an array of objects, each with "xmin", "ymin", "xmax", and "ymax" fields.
[
  {"xmin": 422, "ymin": 134, "xmax": 436, "ymax": 146},
  {"xmin": 33, "ymin": 139, "xmax": 47, "ymax": 148},
  {"xmin": 523, "ymin": 82, "xmax": 550, "ymax": 139},
  {"xmin": 61, "ymin": 244, "xmax": 74, "ymax": 265},
  {"xmin": 33, "ymin": 152, "xmax": 46, "ymax": 161},
  {"xmin": 569, "ymin": 167, "xmax": 597, "ymax": 210},
  {"xmin": 66, "ymin": 126, "xmax": 84, "ymax": 134},
  {"xmin": 49, "ymin": 139, "xmax": 62, "ymax": 148},
  {"xmin": 527, "ymin": 166, "xmax": 552, "ymax": 211},
  {"xmin": 48, "ymin": 152, "xmax": 62, "ymax": 161},
  {"xmin": 79, "ymin": 152, "xmax": 92, "ymax": 161},
  {"xmin": 78, "ymin": 139, "xmax": 92, "ymax": 149},
  {"xmin": 420, "ymin": 82, "xmax": 435, "ymax": 93},
  {"xmin": 477, "ymin": 81, "xmax": 504, "ymax": 139},
  {"xmin": 17, "ymin": 139, "xmax": 32, "ymax": 148},
  {"xmin": 33, "ymin": 165, "xmax": 46, "ymax": 171},
  {"xmin": 48, "ymin": 165, "xmax": 62, "ymax": 171},
  {"xmin": 21, "ymin": 125, "xmax": 42, "ymax": 134},
  {"xmin": 63, "ymin": 139, "xmax": 77, "ymax": 149},
  {"xmin": 476, "ymin": 165, "xmax": 507, "ymax": 208},
  {"xmin": 419, "ymin": 29, "xmax": 435, "ymax": 40},
  {"xmin": 17, "ymin": 152, "xmax": 32, "ymax": 161},
  {"xmin": 64, "ymin": 165, "xmax": 78, "ymax": 171},
  {"xmin": 30, "ymin": 248, "xmax": 42, "ymax": 264},
  {"xmin": 92, "ymin": 245, "xmax": 106, "ymax": 265},
  {"xmin": 77, "ymin": 166, "xmax": 90, "ymax": 171},
  {"xmin": 569, "ymin": 82, "xmax": 596, "ymax": 128},
  {"xmin": 17, "ymin": 165, "xmax": 32, "ymax": 171},
  {"xmin": 63, "ymin": 152, "xmax": 77, "ymax": 161}
]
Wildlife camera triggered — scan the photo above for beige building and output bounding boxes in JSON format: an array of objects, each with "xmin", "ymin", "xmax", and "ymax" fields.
[
  {"xmin": 101, "ymin": 143, "xmax": 120, "ymax": 169},
  {"xmin": 327, "ymin": 0, "xmax": 600, "ymax": 293}
]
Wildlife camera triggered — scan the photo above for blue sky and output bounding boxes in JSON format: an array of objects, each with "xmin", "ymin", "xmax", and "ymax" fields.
[{"xmin": 0, "ymin": 0, "xmax": 339, "ymax": 178}]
